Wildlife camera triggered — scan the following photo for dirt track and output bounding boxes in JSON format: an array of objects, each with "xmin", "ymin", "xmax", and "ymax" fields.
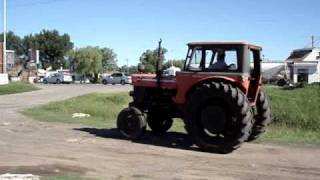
[{"xmin": 0, "ymin": 84, "xmax": 319, "ymax": 180}]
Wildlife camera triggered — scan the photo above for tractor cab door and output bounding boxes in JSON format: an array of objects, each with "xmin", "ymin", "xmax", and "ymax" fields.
[{"xmin": 247, "ymin": 48, "xmax": 262, "ymax": 103}]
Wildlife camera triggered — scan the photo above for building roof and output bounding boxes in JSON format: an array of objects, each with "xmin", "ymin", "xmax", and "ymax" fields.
[
  {"xmin": 187, "ymin": 41, "xmax": 262, "ymax": 50},
  {"xmin": 285, "ymin": 47, "xmax": 320, "ymax": 62},
  {"xmin": 285, "ymin": 49, "xmax": 312, "ymax": 62}
]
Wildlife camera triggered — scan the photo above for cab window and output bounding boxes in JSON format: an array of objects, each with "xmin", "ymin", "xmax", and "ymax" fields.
[{"xmin": 185, "ymin": 47, "xmax": 240, "ymax": 72}]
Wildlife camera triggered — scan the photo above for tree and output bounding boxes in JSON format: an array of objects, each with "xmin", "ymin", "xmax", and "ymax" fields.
[
  {"xmin": 163, "ymin": 59, "xmax": 185, "ymax": 69},
  {"xmin": 119, "ymin": 65, "xmax": 138, "ymax": 74},
  {"xmin": 139, "ymin": 48, "xmax": 167, "ymax": 73},
  {"xmin": 69, "ymin": 47, "xmax": 103, "ymax": 83},
  {"xmin": 128, "ymin": 65, "xmax": 138, "ymax": 74},
  {"xmin": 25, "ymin": 29, "xmax": 74, "ymax": 69},
  {"xmin": 0, "ymin": 31, "xmax": 24, "ymax": 55},
  {"xmin": 22, "ymin": 34, "xmax": 38, "ymax": 57},
  {"xmin": 100, "ymin": 48, "xmax": 118, "ymax": 71}
]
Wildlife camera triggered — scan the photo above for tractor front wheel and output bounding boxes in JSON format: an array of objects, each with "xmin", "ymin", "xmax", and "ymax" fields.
[
  {"xmin": 185, "ymin": 81, "xmax": 253, "ymax": 154},
  {"xmin": 147, "ymin": 111, "xmax": 173, "ymax": 134},
  {"xmin": 117, "ymin": 107, "xmax": 146, "ymax": 140}
]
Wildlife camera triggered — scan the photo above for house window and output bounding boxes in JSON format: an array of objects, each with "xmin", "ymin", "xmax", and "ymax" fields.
[
  {"xmin": 297, "ymin": 69, "xmax": 308, "ymax": 83},
  {"xmin": 317, "ymin": 52, "xmax": 320, "ymax": 59}
]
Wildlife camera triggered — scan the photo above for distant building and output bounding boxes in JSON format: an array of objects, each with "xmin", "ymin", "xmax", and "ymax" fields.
[
  {"xmin": 251, "ymin": 60, "xmax": 285, "ymax": 83},
  {"xmin": 0, "ymin": 43, "xmax": 9, "ymax": 84},
  {"xmin": 0, "ymin": 46, "xmax": 17, "ymax": 72},
  {"xmin": 261, "ymin": 61, "xmax": 284, "ymax": 80},
  {"xmin": 285, "ymin": 48, "xmax": 320, "ymax": 84},
  {"xmin": 6, "ymin": 50, "xmax": 15, "ymax": 69}
]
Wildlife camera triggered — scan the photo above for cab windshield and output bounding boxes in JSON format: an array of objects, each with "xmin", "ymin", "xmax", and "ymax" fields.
[{"xmin": 185, "ymin": 46, "xmax": 241, "ymax": 72}]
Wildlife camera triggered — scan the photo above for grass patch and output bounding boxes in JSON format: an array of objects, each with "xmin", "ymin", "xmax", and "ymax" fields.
[
  {"xmin": 24, "ymin": 85, "xmax": 320, "ymax": 145},
  {"xmin": 260, "ymin": 85, "xmax": 320, "ymax": 144},
  {"xmin": 264, "ymin": 85, "xmax": 320, "ymax": 131},
  {"xmin": 0, "ymin": 82, "xmax": 39, "ymax": 95},
  {"xmin": 23, "ymin": 92, "xmax": 131, "ymax": 128},
  {"xmin": 258, "ymin": 125, "xmax": 320, "ymax": 144}
]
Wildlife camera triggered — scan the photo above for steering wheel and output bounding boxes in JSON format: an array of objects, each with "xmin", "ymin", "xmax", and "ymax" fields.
[{"xmin": 228, "ymin": 64, "xmax": 237, "ymax": 70}]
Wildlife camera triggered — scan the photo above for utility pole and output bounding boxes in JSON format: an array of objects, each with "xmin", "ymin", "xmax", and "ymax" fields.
[
  {"xmin": 311, "ymin": 35, "xmax": 315, "ymax": 49},
  {"xmin": 3, "ymin": 0, "xmax": 6, "ymax": 73},
  {"xmin": 126, "ymin": 59, "xmax": 129, "ymax": 73}
]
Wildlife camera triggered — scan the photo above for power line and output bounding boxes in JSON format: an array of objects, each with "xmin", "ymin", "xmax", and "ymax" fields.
[{"xmin": 303, "ymin": 36, "xmax": 320, "ymax": 48}]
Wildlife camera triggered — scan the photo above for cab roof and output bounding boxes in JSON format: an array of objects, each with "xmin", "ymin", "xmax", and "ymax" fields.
[{"xmin": 187, "ymin": 41, "xmax": 262, "ymax": 50}]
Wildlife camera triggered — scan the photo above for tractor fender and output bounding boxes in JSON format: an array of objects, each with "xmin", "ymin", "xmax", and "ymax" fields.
[{"xmin": 175, "ymin": 76, "xmax": 248, "ymax": 104}]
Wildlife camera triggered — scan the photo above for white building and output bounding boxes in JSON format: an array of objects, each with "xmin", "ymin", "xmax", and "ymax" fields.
[
  {"xmin": 0, "ymin": 43, "xmax": 9, "ymax": 85},
  {"xmin": 6, "ymin": 50, "xmax": 15, "ymax": 69},
  {"xmin": 285, "ymin": 48, "xmax": 320, "ymax": 84}
]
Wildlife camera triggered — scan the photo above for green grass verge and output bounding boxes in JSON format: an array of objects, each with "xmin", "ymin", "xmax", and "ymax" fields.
[
  {"xmin": 0, "ymin": 82, "xmax": 39, "ymax": 95},
  {"xmin": 257, "ymin": 125, "xmax": 320, "ymax": 144},
  {"xmin": 264, "ymin": 85, "xmax": 320, "ymax": 131},
  {"xmin": 23, "ymin": 92, "xmax": 131, "ymax": 128},
  {"xmin": 260, "ymin": 85, "xmax": 320, "ymax": 144},
  {"xmin": 23, "ymin": 85, "xmax": 320, "ymax": 145}
]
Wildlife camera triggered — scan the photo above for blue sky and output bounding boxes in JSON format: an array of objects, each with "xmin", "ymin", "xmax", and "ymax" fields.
[{"xmin": 1, "ymin": 0, "xmax": 319, "ymax": 66}]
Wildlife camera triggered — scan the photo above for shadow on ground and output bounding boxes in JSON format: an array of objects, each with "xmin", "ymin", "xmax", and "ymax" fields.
[{"xmin": 74, "ymin": 128, "xmax": 198, "ymax": 151}]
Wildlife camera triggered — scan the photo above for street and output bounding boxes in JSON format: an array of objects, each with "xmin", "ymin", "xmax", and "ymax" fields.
[{"xmin": 0, "ymin": 84, "xmax": 319, "ymax": 180}]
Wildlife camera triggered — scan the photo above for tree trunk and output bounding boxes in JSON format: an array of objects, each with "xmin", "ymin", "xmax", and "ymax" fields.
[{"xmin": 93, "ymin": 73, "xmax": 99, "ymax": 83}]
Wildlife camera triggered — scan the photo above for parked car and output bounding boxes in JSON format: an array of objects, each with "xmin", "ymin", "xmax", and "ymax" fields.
[
  {"xmin": 43, "ymin": 72, "xmax": 73, "ymax": 84},
  {"xmin": 102, "ymin": 73, "xmax": 131, "ymax": 85}
]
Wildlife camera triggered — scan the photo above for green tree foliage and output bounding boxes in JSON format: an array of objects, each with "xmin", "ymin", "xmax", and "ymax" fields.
[
  {"xmin": 100, "ymin": 48, "xmax": 118, "ymax": 71},
  {"xmin": 33, "ymin": 30, "xmax": 74, "ymax": 69},
  {"xmin": 128, "ymin": 65, "xmax": 138, "ymax": 74},
  {"xmin": 69, "ymin": 47, "xmax": 103, "ymax": 83},
  {"xmin": 1, "ymin": 30, "xmax": 120, "ymax": 74},
  {"xmin": 163, "ymin": 59, "xmax": 185, "ymax": 69},
  {"xmin": 139, "ymin": 48, "xmax": 167, "ymax": 73},
  {"xmin": 0, "ymin": 31, "xmax": 24, "ymax": 55},
  {"xmin": 120, "ymin": 65, "xmax": 138, "ymax": 74},
  {"xmin": 22, "ymin": 34, "xmax": 38, "ymax": 55}
]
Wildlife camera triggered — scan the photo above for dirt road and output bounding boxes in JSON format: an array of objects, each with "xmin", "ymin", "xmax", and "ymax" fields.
[{"xmin": 0, "ymin": 84, "xmax": 319, "ymax": 180}]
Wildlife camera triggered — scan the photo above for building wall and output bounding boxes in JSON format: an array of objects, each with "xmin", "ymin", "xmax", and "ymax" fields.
[
  {"xmin": 293, "ymin": 65, "xmax": 319, "ymax": 83},
  {"xmin": 6, "ymin": 50, "xmax": 15, "ymax": 68},
  {"xmin": 304, "ymin": 48, "xmax": 320, "ymax": 61}
]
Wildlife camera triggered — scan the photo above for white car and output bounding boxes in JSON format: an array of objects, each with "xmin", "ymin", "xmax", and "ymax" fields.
[
  {"xmin": 43, "ymin": 72, "xmax": 73, "ymax": 84},
  {"xmin": 102, "ymin": 73, "xmax": 131, "ymax": 85}
]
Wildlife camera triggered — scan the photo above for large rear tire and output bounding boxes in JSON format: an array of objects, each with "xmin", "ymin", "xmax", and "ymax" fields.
[
  {"xmin": 147, "ymin": 111, "xmax": 173, "ymax": 134},
  {"xmin": 117, "ymin": 107, "xmax": 146, "ymax": 140},
  {"xmin": 185, "ymin": 81, "xmax": 253, "ymax": 154},
  {"xmin": 247, "ymin": 90, "xmax": 272, "ymax": 142}
]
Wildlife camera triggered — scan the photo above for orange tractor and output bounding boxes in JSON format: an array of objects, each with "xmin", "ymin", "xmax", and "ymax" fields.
[{"xmin": 117, "ymin": 41, "xmax": 272, "ymax": 153}]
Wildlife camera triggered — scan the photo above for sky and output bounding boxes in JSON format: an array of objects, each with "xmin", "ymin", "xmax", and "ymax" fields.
[{"xmin": 0, "ymin": 0, "xmax": 319, "ymax": 66}]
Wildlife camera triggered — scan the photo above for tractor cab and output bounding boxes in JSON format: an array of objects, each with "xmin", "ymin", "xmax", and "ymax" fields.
[
  {"xmin": 184, "ymin": 42, "xmax": 252, "ymax": 73},
  {"xmin": 175, "ymin": 42, "xmax": 263, "ymax": 104}
]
